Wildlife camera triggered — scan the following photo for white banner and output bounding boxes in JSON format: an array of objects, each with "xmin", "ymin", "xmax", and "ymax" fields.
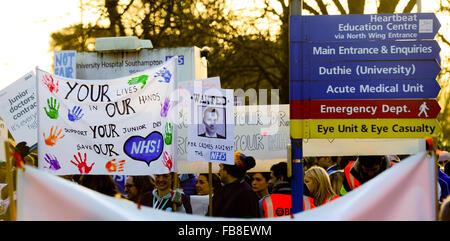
[
  {"xmin": 17, "ymin": 151, "xmax": 435, "ymax": 220},
  {"xmin": 37, "ymin": 57, "xmax": 178, "ymax": 175},
  {"xmin": 0, "ymin": 71, "xmax": 37, "ymax": 147},
  {"xmin": 295, "ymin": 151, "xmax": 436, "ymax": 221}
]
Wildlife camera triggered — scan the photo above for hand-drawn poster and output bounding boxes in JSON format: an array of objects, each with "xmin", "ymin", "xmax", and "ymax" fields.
[
  {"xmin": 37, "ymin": 57, "xmax": 178, "ymax": 175},
  {"xmin": 0, "ymin": 71, "xmax": 38, "ymax": 148},
  {"xmin": 54, "ymin": 50, "xmax": 76, "ymax": 78},
  {"xmin": 187, "ymin": 86, "xmax": 234, "ymax": 165}
]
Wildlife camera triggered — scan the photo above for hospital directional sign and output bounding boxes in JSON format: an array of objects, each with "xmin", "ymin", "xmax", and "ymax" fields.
[
  {"xmin": 290, "ymin": 119, "xmax": 441, "ymax": 139},
  {"xmin": 290, "ymin": 13, "xmax": 441, "ymax": 42},
  {"xmin": 290, "ymin": 99, "xmax": 441, "ymax": 119},
  {"xmin": 290, "ymin": 79, "xmax": 441, "ymax": 100},
  {"xmin": 289, "ymin": 13, "xmax": 442, "ymax": 139},
  {"xmin": 304, "ymin": 40, "xmax": 441, "ymax": 62},
  {"xmin": 298, "ymin": 60, "xmax": 441, "ymax": 81}
]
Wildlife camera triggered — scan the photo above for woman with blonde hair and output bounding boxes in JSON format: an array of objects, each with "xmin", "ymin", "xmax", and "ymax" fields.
[{"xmin": 304, "ymin": 166, "xmax": 339, "ymax": 207}]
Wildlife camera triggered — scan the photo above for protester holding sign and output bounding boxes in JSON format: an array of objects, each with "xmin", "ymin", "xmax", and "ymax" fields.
[
  {"xmin": 209, "ymin": 151, "xmax": 259, "ymax": 218},
  {"xmin": 189, "ymin": 173, "xmax": 221, "ymax": 216},
  {"xmin": 141, "ymin": 173, "xmax": 192, "ymax": 214}
]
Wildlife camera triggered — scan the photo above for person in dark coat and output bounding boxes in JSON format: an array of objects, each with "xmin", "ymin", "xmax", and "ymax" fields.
[{"xmin": 209, "ymin": 151, "xmax": 259, "ymax": 218}]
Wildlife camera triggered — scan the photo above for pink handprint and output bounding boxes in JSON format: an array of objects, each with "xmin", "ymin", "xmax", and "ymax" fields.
[
  {"xmin": 70, "ymin": 152, "xmax": 94, "ymax": 174},
  {"xmin": 42, "ymin": 74, "xmax": 59, "ymax": 93}
]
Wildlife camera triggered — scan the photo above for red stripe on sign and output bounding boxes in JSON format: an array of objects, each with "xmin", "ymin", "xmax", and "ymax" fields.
[{"xmin": 290, "ymin": 99, "xmax": 441, "ymax": 119}]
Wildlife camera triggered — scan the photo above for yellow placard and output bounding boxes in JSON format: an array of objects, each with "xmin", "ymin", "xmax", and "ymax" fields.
[{"xmin": 290, "ymin": 119, "xmax": 441, "ymax": 139}]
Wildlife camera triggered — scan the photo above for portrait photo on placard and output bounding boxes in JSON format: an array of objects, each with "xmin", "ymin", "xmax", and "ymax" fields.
[{"xmin": 197, "ymin": 106, "xmax": 226, "ymax": 139}]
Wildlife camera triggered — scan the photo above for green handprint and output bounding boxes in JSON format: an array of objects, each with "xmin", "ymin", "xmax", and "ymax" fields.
[
  {"xmin": 128, "ymin": 75, "xmax": 148, "ymax": 89},
  {"xmin": 44, "ymin": 97, "xmax": 60, "ymax": 119},
  {"xmin": 164, "ymin": 122, "xmax": 173, "ymax": 145}
]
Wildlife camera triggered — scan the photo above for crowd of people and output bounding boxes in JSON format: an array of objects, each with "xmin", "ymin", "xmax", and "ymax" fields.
[{"xmin": 1, "ymin": 138, "xmax": 450, "ymax": 221}]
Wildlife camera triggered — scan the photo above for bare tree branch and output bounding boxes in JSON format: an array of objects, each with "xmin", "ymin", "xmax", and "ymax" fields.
[
  {"xmin": 332, "ymin": 0, "xmax": 347, "ymax": 14},
  {"xmin": 315, "ymin": 0, "xmax": 329, "ymax": 15},
  {"xmin": 402, "ymin": 0, "xmax": 416, "ymax": 13}
]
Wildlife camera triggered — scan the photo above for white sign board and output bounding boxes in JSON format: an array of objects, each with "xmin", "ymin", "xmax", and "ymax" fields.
[
  {"xmin": 37, "ymin": 58, "xmax": 178, "ymax": 175},
  {"xmin": 76, "ymin": 47, "xmax": 207, "ymax": 82},
  {"xmin": 0, "ymin": 71, "xmax": 37, "ymax": 147}
]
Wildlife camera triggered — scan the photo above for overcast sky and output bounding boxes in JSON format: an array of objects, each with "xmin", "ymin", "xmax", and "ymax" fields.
[{"xmin": 0, "ymin": 0, "xmax": 80, "ymax": 90}]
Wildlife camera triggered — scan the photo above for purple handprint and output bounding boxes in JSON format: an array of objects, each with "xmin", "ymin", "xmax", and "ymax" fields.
[
  {"xmin": 160, "ymin": 97, "xmax": 170, "ymax": 117},
  {"xmin": 44, "ymin": 153, "xmax": 61, "ymax": 171}
]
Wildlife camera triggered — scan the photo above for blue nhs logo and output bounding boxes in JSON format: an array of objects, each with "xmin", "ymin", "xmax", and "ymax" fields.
[
  {"xmin": 165, "ymin": 55, "xmax": 184, "ymax": 65},
  {"xmin": 210, "ymin": 151, "xmax": 226, "ymax": 161}
]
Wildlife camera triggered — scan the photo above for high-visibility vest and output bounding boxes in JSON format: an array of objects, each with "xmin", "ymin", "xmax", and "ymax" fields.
[
  {"xmin": 322, "ymin": 195, "xmax": 340, "ymax": 205},
  {"xmin": 344, "ymin": 161, "xmax": 360, "ymax": 191},
  {"xmin": 344, "ymin": 160, "xmax": 395, "ymax": 192},
  {"xmin": 262, "ymin": 194, "xmax": 315, "ymax": 218}
]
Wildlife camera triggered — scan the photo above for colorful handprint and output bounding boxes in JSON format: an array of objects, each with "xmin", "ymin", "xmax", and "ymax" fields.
[
  {"xmin": 42, "ymin": 74, "xmax": 59, "ymax": 93},
  {"xmin": 43, "ymin": 153, "xmax": 61, "ymax": 171},
  {"xmin": 105, "ymin": 159, "xmax": 125, "ymax": 173},
  {"xmin": 160, "ymin": 97, "xmax": 170, "ymax": 117},
  {"xmin": 164, "ymin": 122, "xmax": 173, "ymax": 145},
  {"xmin": 154, "ymin": 67, "xmax": 172, "ymax": 83},
  {"xmin": 43, "ymin": 126, "xmax": 65, "ymax": 146},
  {"xmin": 68, "ymin": 106, "xmax": 84, "ymax": 122},
  {"xmin": 128, "ymin": 75, "xmax": 148, "ymax": 89},
  {"xmin": 162, "ymin": 151, "xmax": 173, "ymax": 171},
  {"xmin": 44, "ymin": 97, "xmax": 60, "ymax": 119},
  {"xmin": 70, "ymin": 152, "xmax": 94, "ymax": 174}
]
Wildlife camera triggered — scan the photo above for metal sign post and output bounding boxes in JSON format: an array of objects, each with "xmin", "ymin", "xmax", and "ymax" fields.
[{"xmin": 289, "ymin": 0, "xmax": 304, "ymax": 214}]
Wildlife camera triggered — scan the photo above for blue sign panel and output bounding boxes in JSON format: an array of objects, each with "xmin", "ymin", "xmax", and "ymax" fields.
[
  {"xmin": 303, "ymin": 40, "xmax": 440, "ymax": 62},
  {"xmin": 295, "ymin": 60, "xmax": 441, "ymax": 81},
  {"xmin": 291, "ymin": 13, "xmax": 441, "ymax": 42},
  {"xmin": 290, "ymin": 79, "xmax": 441, "ymax": 100}
]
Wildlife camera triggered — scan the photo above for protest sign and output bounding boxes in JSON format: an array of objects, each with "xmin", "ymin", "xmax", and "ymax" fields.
[
  {"xmin": 176, "ymin": 77, "xmax": 221, "ymax": 133},
  {"xmin": 54, "ymin": 50, "xmax": 76, "ymax": 78},
  {"xmin": 37, "ymin": 57, "xmax": 178, "ymax": 175},
  {"xmin": 179, "ymin": 104, "xmax": 290, "ymax": 173},
  {"xmin": 0, "ymin": 71, "xmax": 37, "ymax": 148},
  {"xmin": 187, "ymin": 86, "xmax": 234, "ymax": 165},
  {"xmin": 0, "ymin": 119, "xmax": 7, "ymax": 162}
]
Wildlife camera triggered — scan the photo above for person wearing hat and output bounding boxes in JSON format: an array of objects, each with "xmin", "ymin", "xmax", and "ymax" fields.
[{"xmin": 209, "ymin": 151, "xmax": 259, "ymax": 218}]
